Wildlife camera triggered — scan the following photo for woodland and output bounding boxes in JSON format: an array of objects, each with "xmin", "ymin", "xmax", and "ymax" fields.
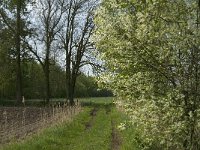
[
  {"xmin": 0, "ymin": 0, "xmax": 111, "ymax": 105},
  {"xmin": 1, "ymin": 0, "xmax": 200, "ymax": 150}
]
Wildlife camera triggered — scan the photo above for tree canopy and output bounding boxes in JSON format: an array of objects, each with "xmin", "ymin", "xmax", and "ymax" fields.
[
  {"xmin": 0, "ymin": 0, "xmax": 111, "ymax": 104},
  {"xmin": 94, "ymin": 0, "xmax": 200, "ymax": 149}
]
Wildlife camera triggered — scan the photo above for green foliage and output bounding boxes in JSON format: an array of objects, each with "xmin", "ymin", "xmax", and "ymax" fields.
[
  {"xmin": 94, "ymin": 0, "xmax": 200, "ymax": 149},
  {"xmin": 75, "ymin": 75, "xmax": 113, "ymax": 98},
  {"xmin": 0, "ymin": 58, "xmax": 111, "ymax": 100},
  {"xmin": 111, "ymin": 109, "xmax": 140, "ymax": 150},
  {"xmin": 0, "ymin": 0, "xmax": 111, "ymax": 104},
  {"xmin": 0, "ymin": 28, "xmax": 16, "ymax": 99}
]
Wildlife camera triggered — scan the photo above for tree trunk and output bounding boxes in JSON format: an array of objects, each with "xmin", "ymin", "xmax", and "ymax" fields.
[
  {"xmin": 44, "ymin": 61, "xmax": 50, "ymax": 104},
  {"xmin": 66, "ymin": 48, "xmax": 72, "ymax": 104},
  {"xmin": 69, "ymin": 71, "xmax": 77, "ymax": 106},
  {"xmin": 16, "ymin": 0, "xmax": 22, "ymax": 104},
  {"xmin": 67, "ymin": 71, "xmax": 76, "ymax": 106},
  {"xmin": 66, "ymin": 56, "xmax": 70, "ymax": 102},
  {"xmin": 69, "ymin": 78, "xmax": 75, "ymax": 106},
  {"xmin": 68, "ymin": 75, "xmax": 74, "ymax": 106},
  {"xmin": 66, "ymin": 72, "xmax": 69, "ymax": 101}
]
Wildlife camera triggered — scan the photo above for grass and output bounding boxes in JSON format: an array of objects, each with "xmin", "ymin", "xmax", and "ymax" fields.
[
  {"xmin": 0, "ymin": 97, "xmax": 114, "ymax": 107},
  {"xmin": 66, "ymin": 108, "xmax": 112, "ymax": 150},
  {"xmin": 0, "ymin": 99, "xmax": 46, "ymax": 107},
  {"xmin": 1, "ymin": 107, "xmax": 91, "ymax": 150},
  {"xmin": 1, "ymin": 97, "xmax": 141, "ymax": 150},
  {"xmin": 79, "ymin": 97, "xmax": 113, "ymax": 104},
  {"xmin": 110, "ymin": 109, "xmax": 141, "ymax": 150}
]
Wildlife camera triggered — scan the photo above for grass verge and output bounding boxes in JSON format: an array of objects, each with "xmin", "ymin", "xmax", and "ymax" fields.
[
  {"xmin": 1, "ymin": 105, "xmax": 113, "ymax": 150},
  {"xmin": 1, "ymin": 107, "xmax": 91, "ymax": 150},
  {"xmin": 110, "ymin": 109, "xmax": 141, "ymax": 150},
  {"xmin": 1, "ymin": 98, "xmax": 141, "ymax": 150}
]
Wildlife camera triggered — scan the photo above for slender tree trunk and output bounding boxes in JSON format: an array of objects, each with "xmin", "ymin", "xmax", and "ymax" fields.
[
  {"xmin": 69, "ymin": 78, "xmax": 76, "ymax": 106},
  {"xmin": 44, "ymin": 55, "xmax": 50, "ymax": 104},
  {"xmin": 67, "ymin": 73, "xmax": 75, "ymax": 106},
  {"xmin": 66, "ymin": 54, "xmax": 70, "ymax": 102},
  {"xmin": 66, "ymin": 68, "xmax": 69, "ymax": 101},
  {"xmin": 66, "ymin": 73, "xmax": 72, "ymax": 104},
  {"xmin": 66, "ymin": 71, "xmax": 69, "ymax": 101},
  {"xmin": 16, "ymin": 0, "xmax": 22, "ymax": 104},
  {"xmin": 72, "ymin": 76, "xmax": 77, "ymax": 104},
  {"xmin": 45, "ymin": 66, "xmax": 50, "ymax": 103},
  {"xmin": 68, "ymin": 77, "xmax": 74, "ymax": 105},
  {"xmin": 69, "ymin": 70, "xmax": 77, "ymax": 106}
]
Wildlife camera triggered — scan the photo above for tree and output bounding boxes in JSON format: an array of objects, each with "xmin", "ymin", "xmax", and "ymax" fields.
[
  {"xmin": 94, "ymin": 0, "xmax": 200, "ymax": 149},
  {"xmin": 27, "ymin": 0, "xmax": 65, "ymax": 103},
  {"xmin": 0, "ymin": 0, "xmax": 107, "ymax": 103},
  {"xmin": 0, "ymin": 28, "xmax": 16, "ymax": 100},
  {"xmin": 0, "ymin": 0, "xmax": 31, "ymax": 103},
  {"xmin": 59, "ymin": 0, "xmax": 96, "ymax": 105}
]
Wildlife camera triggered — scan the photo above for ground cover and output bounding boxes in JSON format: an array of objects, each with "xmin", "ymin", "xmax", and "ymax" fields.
[{"xmin": 1, "ymin": 98, "xmax": 140, "ymax": 150}]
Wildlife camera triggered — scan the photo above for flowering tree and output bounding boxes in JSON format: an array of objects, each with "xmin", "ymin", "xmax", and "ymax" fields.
[{"xmin": 94, "ymin": 0, "xmax": 200, "ymax": 149}]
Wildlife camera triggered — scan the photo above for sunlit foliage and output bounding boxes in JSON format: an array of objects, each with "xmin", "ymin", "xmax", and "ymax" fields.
[{"xmin": 94, "ymin": 0, "xmax": 200, "ymax": 149}]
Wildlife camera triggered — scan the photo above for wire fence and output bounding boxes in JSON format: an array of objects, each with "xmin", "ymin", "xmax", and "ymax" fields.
[{"xmin": 0, "ymin": 102, "xmax": 81, "ymax": 145}]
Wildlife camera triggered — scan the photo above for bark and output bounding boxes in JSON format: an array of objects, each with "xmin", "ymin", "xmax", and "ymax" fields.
[
  {"xmin": 66, "ymin": 55, "xmax": 71, "ymax": 102},
  {"xmin": 44, "ymin": 36, "xmax": 51, "ymax": 103},
  {"xmin": 44, "ymin": 63, "xmax": 50, "ymax": 103},
  {"xmin": 69, "ymin": 72, "xmax": 77, "ymax": 106},
  {"xmin": 16, "ymin": 0, "xmax": 22, "ymax": 104}
]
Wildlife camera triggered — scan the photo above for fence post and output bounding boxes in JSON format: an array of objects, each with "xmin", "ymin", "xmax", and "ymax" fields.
[
  {"xmin": 22, "ymin": 108, "xmax": 26, "ymax": 126},
  {"xmin": 40, "ymin": 108, "xmax": 43, "ymax": 124},
  {"xmin": 3, "ymin": 110, "xmax": 7, "ymax": 130},
  {"xmin": 52, "ymin": 104, "xmax": 55, "ymax": 118}
]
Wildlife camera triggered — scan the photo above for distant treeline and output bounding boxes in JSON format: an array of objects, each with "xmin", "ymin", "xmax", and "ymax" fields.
[{"xmin": 0, "ymin": 60, "xmax": 112, "ymax": 100}]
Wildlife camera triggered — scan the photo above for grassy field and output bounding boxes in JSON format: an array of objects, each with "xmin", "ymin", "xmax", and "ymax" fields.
[
  {"xmin": 0, "ymin": 97, "xmax": 140, "ymax": 150},
  {"xmin": 0, "ymin": 97, "xmax": 113, "ymax": 107}
]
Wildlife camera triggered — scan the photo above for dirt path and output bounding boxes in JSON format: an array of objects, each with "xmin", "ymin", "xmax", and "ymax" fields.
[
  {"xmin": 104, "ymin": 105, "xmax": 122, "ymax": 150},
  {"xmin": 111, "ymin": 120, "xmax": 122, "ymax": 150},
  {"xmin": 1, "ymin": 105, "xmax": 125, "ymax": 150},
  {"xmin": 85, "ymin": 106, "xmax": 122, "ymax": 150},
  {"xmin": 85, "ymin": 107, "xmax": 98, "ymax": 130}
]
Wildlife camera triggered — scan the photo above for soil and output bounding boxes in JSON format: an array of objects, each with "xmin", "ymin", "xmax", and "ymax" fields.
[
  {"xmin": 85, "ymin": 107, "xmax": 98, "ymax": 130},
  {"xmin": 111, "ymin": 120, "xmax": 122, "ymax": 150},
  {"xmin": 0, "ymin": 106, "xmax": 60, "ymax": 144},
  {"xmin": 105, "ymin": 106, "xmax": 111, "ymax": 114}
]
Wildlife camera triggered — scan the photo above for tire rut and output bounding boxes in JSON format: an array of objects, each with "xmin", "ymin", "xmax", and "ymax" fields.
[
  {"xmin": 111, "ymin": 120, "xmax": 122, "ymax": 150},
  {"xmin": 85, "ymin": 107, "xmax": 98, "ymax": 130}
]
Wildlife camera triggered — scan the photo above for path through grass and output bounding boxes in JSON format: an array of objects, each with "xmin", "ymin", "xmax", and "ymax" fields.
[{"xmin": 1, "ymin": 98, "xmax": 140, "ymax": 150}]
